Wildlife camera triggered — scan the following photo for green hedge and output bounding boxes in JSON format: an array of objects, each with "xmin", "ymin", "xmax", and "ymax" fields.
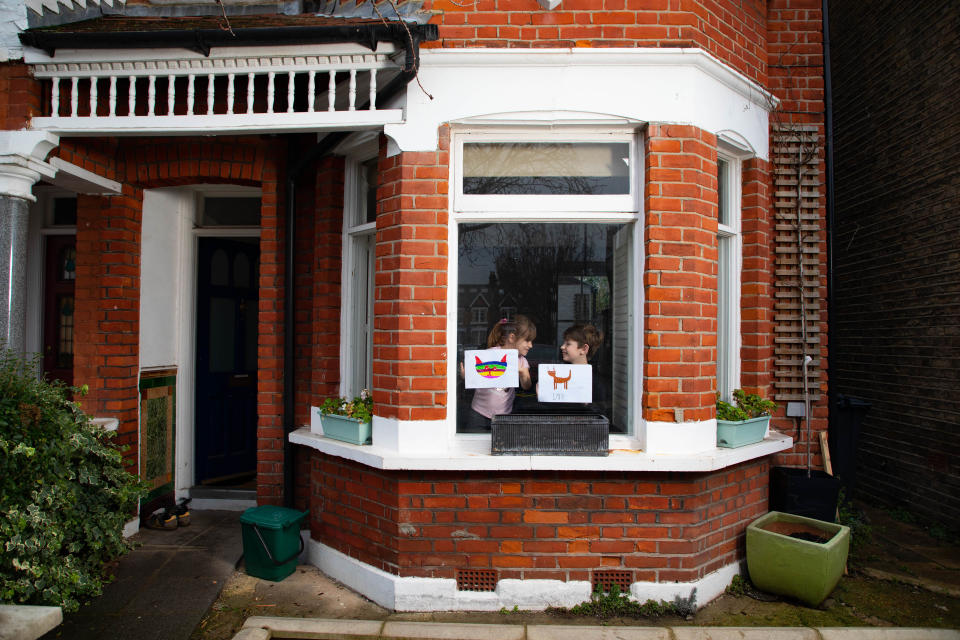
[{"xmin": 0, "ymin": 350, "xmax": 145, "ymax": 612}]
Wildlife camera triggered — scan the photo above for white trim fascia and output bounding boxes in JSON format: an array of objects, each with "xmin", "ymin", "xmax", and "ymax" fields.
[
  {"xmin": 291, "ymin": 426, "xmax": 792, "ymax": 472},
  {"xmin": 387, "ymin": 48, "xmax": 774, "ymax": 160},
  {"xmin": 308, "ymin": 538, "xmax": 740, "ymax": 612},
  {"xmin": 31, "ymin": 111, "xmax": 404, "ymax": 137},
  {"xmin": 414, "ymin": 48, "xmax": 776, "ymax": 109},
  {"xmin": 48, "ymin": 157, "xmax": 122, "ymax": 195}
]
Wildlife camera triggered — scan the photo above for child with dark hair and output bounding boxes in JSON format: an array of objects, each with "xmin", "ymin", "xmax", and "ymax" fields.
[{"xmin": 560, "ymin": 324, "xmax": 603, "ymax": 365}]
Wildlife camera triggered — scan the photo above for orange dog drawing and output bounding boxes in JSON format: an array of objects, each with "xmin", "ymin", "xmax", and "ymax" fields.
[{"xmin": 546, "ymin": 368, "xmax": 572, "ymax": 390}]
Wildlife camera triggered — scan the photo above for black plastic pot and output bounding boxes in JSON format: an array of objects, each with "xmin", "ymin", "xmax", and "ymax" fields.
[
  {"xmin": 770, "ymin": 467, "xmax": 841, "ymax": 522},
  {"xmin": 830, "ymin": 394, "xmax": 871, "ymax": 494}
]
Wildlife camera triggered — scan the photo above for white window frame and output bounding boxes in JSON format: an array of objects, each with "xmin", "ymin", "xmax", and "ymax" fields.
[
  {"xmin": 340, "ymin": 143, "xmax": 379, "ymax": 399},
  {"xmin": 453, "ymin": 129, "xmax": 638, "ymax": 213},
  {"xmin": 449, "ymin": 126, "xmax": 643, "ymax": 443},
  {"xmin": 716, "ymin": 151, "xmax": 743, "ymax": 402}
]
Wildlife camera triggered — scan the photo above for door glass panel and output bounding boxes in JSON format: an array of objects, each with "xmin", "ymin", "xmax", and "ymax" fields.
[
  {"xmin": 211, "ymin": 249, "xmax": 229, "ymax": 286},
  {"xmin": 209, "ymin": 297, "xmax": 236, "ymax": 372},
  {"xmin": 60, "ymin": 247, "xmax": 76, "ymax": 281},
  {"xmin": 57, "ymin": 295, "xmax": 74, "ymax": 369},
  {"xmin": 234, "ymin": 253, "xmax": 250, "ymax": 287}
]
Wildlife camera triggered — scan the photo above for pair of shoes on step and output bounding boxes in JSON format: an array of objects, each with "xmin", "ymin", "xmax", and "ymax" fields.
[{"xmin": 146, "ymin": 498, "xmax": 191, "ymax": 530}]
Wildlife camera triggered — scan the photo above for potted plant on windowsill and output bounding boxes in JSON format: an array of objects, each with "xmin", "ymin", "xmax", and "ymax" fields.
[
  {"xmin": 315, "ymin": 390, "xmax": 373, "ymax": 445},
  {"xmin": 716, "ymin": 389, "xmax": 776, "ymax": 448}
]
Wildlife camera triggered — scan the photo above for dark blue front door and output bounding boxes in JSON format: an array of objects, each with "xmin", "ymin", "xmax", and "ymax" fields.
[{"xmin": 195, "ymin": 237, "xmax": 259, "ymax": 484}]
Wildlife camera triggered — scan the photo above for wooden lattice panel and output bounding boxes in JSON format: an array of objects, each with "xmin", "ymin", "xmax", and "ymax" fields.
[{"xmin": 772, "ymin": 126, "xmax": 822, "ymax": 402}]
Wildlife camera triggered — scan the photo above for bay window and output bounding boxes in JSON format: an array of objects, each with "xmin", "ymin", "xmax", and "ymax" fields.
[{"xmin": 453, "ymin": 130, "xmax": 639, "ymax": 436}]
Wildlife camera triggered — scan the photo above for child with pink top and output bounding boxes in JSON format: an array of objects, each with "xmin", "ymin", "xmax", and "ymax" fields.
[{"xmin": 467, "ymin": 315, "xmax": 537, "ymax": 430}]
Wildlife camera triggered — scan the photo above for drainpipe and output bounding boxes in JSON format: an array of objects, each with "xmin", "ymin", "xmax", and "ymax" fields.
[
  {"xmin": 281, "ymin": 61, "xmax": 426, "ymax": 508},
  {"xmin": 822, "ymin": 0, "xmax": 837, "ymax": 446}
]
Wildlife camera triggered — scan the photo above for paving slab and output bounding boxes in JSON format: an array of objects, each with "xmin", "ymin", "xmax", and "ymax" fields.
[
  {"xmin": 672, "ymin": 629, "xmax": 820, "ymax": 640},
  {"xmin": 381, "ymin": 621, "xmax": 526, "ymax": 640},
  {"xmin": 0, "ymin": 605, "xmax": 63, "ymax": 640},
  {"xmin": 40, "ymin": 510, "xmax": 242, "ymax": 640},
  {"xmin": 527, "ymin": 624, "xmax": 670, "ymax": 640},
  {"xmin": 243, "ymin": 616, "xmax": 384, "ymax": 637},
  {"xmin": 817, "ymin": 629, "xmax": 960, "ymax": 640}
]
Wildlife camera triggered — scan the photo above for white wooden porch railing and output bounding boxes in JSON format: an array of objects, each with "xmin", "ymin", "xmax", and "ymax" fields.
[{"xmin": 27, "ymin": 46, "xmax": 405, "ymax": 135}]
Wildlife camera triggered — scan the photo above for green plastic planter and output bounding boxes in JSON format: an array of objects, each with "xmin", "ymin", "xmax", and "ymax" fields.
[
  {"xmin": 716, "ymin": 415, "xmax": 769, "ymax": 448},
  {"xmin": 747, "ymin": 510, "xmax": 850, "ymax": 606},
  {"xmin": 321, "ymin": 413, "xmax": 372, "ymax": 445},
  {"xmin": 240, "ymin": 505, "xmax": 308, "ymax": 582}
]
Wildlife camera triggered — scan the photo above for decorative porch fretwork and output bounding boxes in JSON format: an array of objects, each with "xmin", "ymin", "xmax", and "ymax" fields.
[{"xmin": 27, "ymin": 45, "xmax": 405, "ymax": 135}]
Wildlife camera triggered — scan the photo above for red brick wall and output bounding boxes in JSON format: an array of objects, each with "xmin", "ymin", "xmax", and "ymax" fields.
[
  {"xmin": 312, "ymin": 452, "xmax": 768, "ymax": 581},
  {"xmin": 63, "ymin": 135, "xmax": 290, "ymax": 500},
  {"xmin": 643, "ymin": 124, "xmax": 719, "ymax": 423},
  {"xmin": 0, "ymin": 62, "xmax": 42, "ymax": 129},
  {"xmin": 74, "ymin": 189, "xmax": 144, "ymax": 473},
  {"xmin": 767, "ymin": 0, "xmax": 828, "ymax": 467},
  {"xmin": 373, "ymin": 131, "xmax": 450, "ymax": 421},
  {"xmin": 739, "ymin": 157, "xmax": 776, "ymax": 401},
  {"xmin": 423, "ymin": 0, "xmax": 768, "ymax": 85}
]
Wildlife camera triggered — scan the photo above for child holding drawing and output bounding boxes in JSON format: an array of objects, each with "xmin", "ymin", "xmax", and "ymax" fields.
[{"xmin": 467, "ymin": 315, "xmax": 537, "ymax": 429}]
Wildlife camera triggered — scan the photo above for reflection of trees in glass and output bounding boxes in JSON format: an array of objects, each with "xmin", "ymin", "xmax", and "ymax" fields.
[
  {"xmin": 458, "ymin": 224, "xmax": 619, "ymax": 346},
  {"xmin": 463, "ymin": 143, "xmax": 629, "ymax": 195}
]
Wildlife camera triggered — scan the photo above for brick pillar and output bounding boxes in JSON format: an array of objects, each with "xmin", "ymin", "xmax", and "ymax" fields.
[
  {"xmin": 740, "ymin": 157, "xmax": 775, "ymax": 395},
  {"xmin": 256, "ymin": 150, "xmax": 286, "ymax": 505},
  {"xmin": 309, "ymin": 156, "xmax": 345, "ymax": 410},
  {"xmin": 373, "ymin": 129, "xmax": 449, "ymax": 421},
  {"xmin": 74, "ymin": 189, "xmax": 144, "ymax": 473},
  {"xmin": 643, "ymin": 124, "xmax": 719, "ymax": 423},
  {"xmin": 0, "ymin": 62, "xmax": 43, "ymax": 130}
]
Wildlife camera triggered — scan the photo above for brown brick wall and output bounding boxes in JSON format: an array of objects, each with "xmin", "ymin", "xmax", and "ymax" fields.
[
  {"xmin": 312, "ymin": 452, "xmax": 769, "ymax": 581},
  {"xmin": 643, "ymin": 124, "xmax": 720, "ymax": 423},
  {"xmin": 373, "ymin": 130, "xmax": 450, "ymax": 421},
  {"xmin": 423, "ymin": 0, "xmax": 768, "ymax": 86},
  {"xmin": 830, "ymin": 0, "xmax": 960, "ymax": 527}
]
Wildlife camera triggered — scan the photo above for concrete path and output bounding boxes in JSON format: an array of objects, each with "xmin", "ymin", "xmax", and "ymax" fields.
[
  {"xmin": 237, "ymin": 618, "xmax": 960, "ymax": 640},
  {"xmin": 41, "ymin": 510, "xmax": 242, "ymax": 640}
]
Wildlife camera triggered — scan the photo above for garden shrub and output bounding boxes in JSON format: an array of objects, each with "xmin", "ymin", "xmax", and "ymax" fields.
[{"xmin": 0, "ymin": 350, "xmax": 145, "ymax": 612}]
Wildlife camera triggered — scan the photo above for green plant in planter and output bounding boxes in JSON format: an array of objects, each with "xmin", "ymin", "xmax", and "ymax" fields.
[
  {"xmin": 716, "ymin": 389, "xmax": 776, "ymax": 421},
  {"xmin": 319, "ymin": 389, "xmax": 373, "ymax": 423}
]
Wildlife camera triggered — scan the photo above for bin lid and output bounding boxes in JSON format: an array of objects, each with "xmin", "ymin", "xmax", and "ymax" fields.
[{"xmin": 240, "ymin": 505, "xmax": 308, "ymax": 530}]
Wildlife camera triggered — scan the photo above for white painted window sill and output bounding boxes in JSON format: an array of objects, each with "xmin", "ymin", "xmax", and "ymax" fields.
[{"xmin": 289, "ymin": 427, "xmax": 792, "ymax": 472}]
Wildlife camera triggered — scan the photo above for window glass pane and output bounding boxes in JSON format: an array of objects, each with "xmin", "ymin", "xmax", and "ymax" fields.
[
  {"xmin": 363, "ymin": 158, "xmax": 378, "ymax": 224},
  {"xmin": 717, "ymin": 158, "xmax": 730, "ymax": 226},
  {"xmin": 717, "ymin": 235, "xmax": 731, "ymax": 401},
  {"xmin": 456, "ymin": 222, "xmax": 630, "ymax": 434},
  {"xmin": 463, "ymin": 143, "xmax": 630, "ymax": 195},
  {"xmin": 53, "ymin": 198, "xmax": 78, "ymax": 226},
  {"xmin": 202, "ymin": 197, "xmax": 261, "ymax": 226}
]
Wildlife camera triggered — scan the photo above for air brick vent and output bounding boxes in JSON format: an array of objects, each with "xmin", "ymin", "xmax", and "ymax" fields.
[
  {"xmin": 456, "ymin": 569, "xmax": 498, "ymax": 592},
  {"xmin": 592, "ymin": 570, "xmax": 633, "ymax": 593}
]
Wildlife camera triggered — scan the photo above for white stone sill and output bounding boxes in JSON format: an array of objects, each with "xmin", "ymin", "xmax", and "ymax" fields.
[{"xmin": 289, "ymin": 427, "xmax": 792, "ymax": 472}]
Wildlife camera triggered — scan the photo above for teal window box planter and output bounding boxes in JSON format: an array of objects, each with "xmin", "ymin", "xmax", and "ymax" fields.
[
  {"xmin": 747, "ymin": 510, "xmax": 850, "ymax": 606},
  {"xmin": 320, "ymin": 413, "xmax": 372, "ymax": 445},
  {"xmin": 716, "ymin": 415, "xmax": 769, "ymax": 448}
]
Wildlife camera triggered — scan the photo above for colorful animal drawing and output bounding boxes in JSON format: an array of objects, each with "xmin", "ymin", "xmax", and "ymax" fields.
[
  {"xmin": 547, "ymin": 368, "xmax": 572, "ymax": 390},
  {"xmin": 475, "ymin": 355, "xmax": 508, "ymax": 379}
]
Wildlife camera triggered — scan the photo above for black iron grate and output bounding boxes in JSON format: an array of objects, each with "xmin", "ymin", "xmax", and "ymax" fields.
[
  {"xmin": 592, "ymin": 570, "xmax": 633, "ymax": 593},
  {"xmin": 491, "ymin": 413, "xmax": 609, "ymax": 456},
  {"xmin": 457, "ymin": 569, "xmax": 498, "ymax": 592}
]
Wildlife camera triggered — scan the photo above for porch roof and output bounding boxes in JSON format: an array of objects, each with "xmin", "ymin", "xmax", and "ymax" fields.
[
  {"xmin": 20, "ymin": 14, "xmax": 437, "ymax": 137},
  {"xmin": 20, "ymin": 15, "xmax": 438, "ymax": 59}
]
